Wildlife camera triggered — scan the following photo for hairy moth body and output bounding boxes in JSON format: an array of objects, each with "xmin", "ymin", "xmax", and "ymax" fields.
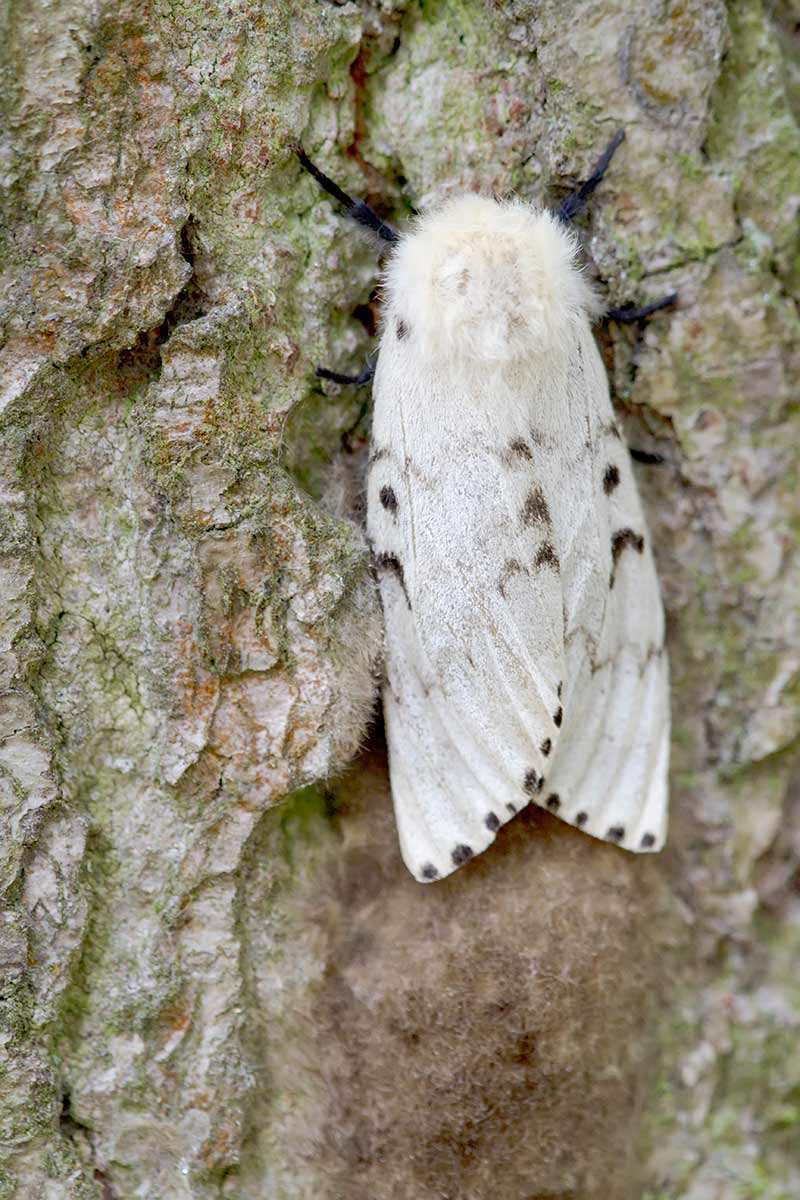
[{"xmin": 366, "ymin": 196, "xmax": 669, "ymax": 883}]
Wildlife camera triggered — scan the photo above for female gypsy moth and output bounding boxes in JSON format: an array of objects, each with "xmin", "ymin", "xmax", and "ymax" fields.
[{"xmin": 300, "ymin": 134, "xmax": 671, "ymax": 882}]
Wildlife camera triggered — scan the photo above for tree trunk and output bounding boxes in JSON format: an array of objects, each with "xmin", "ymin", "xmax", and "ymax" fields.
[{"xmin": 1, "ymin": 1, "xmax": 798, "ymax": 1197}]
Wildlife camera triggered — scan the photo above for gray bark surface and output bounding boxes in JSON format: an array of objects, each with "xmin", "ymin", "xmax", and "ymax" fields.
[{"xmin": 1, "ymin": 1, "xmax": 798, "ymax": 1197}]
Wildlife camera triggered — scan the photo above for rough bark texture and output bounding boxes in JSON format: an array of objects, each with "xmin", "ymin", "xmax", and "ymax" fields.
[{"xmin": 1, "ymin": 1, "xmax": 798, "ymax": 1197}]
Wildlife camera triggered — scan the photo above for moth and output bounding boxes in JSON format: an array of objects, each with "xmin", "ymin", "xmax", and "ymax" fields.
[{"xmin": 298, "ymin": 132, "xmax": 671, "ymax": 882}]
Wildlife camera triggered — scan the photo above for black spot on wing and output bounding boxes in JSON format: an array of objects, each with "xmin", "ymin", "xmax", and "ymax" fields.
[
  {"xmin": 503, "ymin": 437, "xmax": 534, "ymax": 464},
  {"xmin": 606, "ymin": 825, "xmax": 625, "ymax": 843},
  {"xmin": 520, "ymin": 486, "xmax": 552, "ymax": 529},
  {"xmin": 524, "ymin": 769, "xmax": 544, "ymax": 795},
  {"xmin": 540, "ymin": 738, "xmax": 552, "ymax": 757},
  {"xmin": 610, "ymin": 528, "xmax": 645, "ymax": 587},
  {"xmin": 534, "ymin": 542, "xmax": 560, "ymax": 571},
  {"xmin": 640, "ymin": 832, "xmax": 656, "ymax": 849},
  {"xmin": 375, "ymin": 552, "xmax": 411, "ymax": 607},
  {"xmin": 575, "ymin": 811, "xmax": 588, "ymax": 827},
  {"xmin": 452, "ymin": 844, "xmax": 473, "ymax": 866},
  {"xmin": 557, "ymin": 681, "xmax": 563, "ymax": 699},
  {"xmin": 546, "ymin": 793, "xmax": 560, "ymax": 811},
  {"xmin": 553, "ymin": 706, "xmax": 563, "ymax": 728},
  {"xmin": 420, "ymin": 863, "xmax": 439, "ymax": 880},
  {"xmin": 612, "ymin": 528, "xmax": 645, "ymax": 558},
  {"xmin": 498, "ymin": 558, "xmax": 523, "ymax": 597},
  {"xmin": 603, "ymin": 464, "xmax": 620, "ymax": 494},
  {"xmin": 396, "ymin": 318, "xmax": 409, "ymax": 339},
  {"xmin": 507, "ymin": 802, "xmax": 517, "ymax": 815},
  {"xmin": 379, "ymin": 484, "xmax": 398, "ymax": 513},
  {"xmin": 485, "ymin": 812, "xmax": 500, "ymax": 832}
]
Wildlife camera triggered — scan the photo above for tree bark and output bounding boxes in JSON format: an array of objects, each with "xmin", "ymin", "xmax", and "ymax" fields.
[{"xmin": 1, "ymin": 1, "xmax": 798, "ymax": 1197}]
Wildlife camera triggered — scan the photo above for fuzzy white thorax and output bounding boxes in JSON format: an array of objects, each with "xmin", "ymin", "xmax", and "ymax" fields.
[{"xmin": 382, "ymin": 195, "xmax": 601, "ymax": 366}]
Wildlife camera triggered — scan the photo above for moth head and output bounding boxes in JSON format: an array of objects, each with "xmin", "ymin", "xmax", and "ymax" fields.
[{"xmin": 383, "ymin": 195, "xmax": 600, "ymax": 366}]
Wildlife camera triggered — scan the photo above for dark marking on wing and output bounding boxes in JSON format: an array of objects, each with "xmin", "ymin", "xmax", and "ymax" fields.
[
  {"xmin": 420, "ymin": 863, "xmax": 439, "ymax": 880},
  {"xmin": 521, "ymin": 486, "xmax": 552, "ymax": 529},
  {"xmin": 575, "ymin": 811, "xmax": 588, "ymax": 827},
  {"xmin": 553, "ymin": 706, "xmax": 563, "ymax": 728},
  {"xmin": 498, "ymin": 558, "xmax": 524, "ymax": 597},
  {"xmin": 534, "ymin": 542, "xmax": 560, "ymax": 571},
  {"xmin": 607, "ymin": 825, "xmax": 625, "ymax": 842},
  {"xmin": 546, "ymin": 793, "xmax": 560, "ymax": 811},
  {"xmin": 524, "ymin": 769, "xmax": 544, "ymax": 795},
  {"xmin": 540, "ymin": 737, "xmax": 552, "ymax": 757},
  {"xmin": 557, "ymin": 681, "xmax": 563, "ymax": 699},
  {"xmin": 610, "ymin": 528, "xmax": 645, "ymax": 587},
  {"xmin": 401, "ymin": 453, "xmax": 436, "ymax": 489},
  {"xmin": 485, "ymin": 811, "xmax": 500, "ymax": 832},
  {"xmin": 368, "ymin": 446, "xmax": 390, "ymax": 468},
  {"xmin": 612, "ymin": 528, "xmax": 645, "ymax": 558},
  {"xmin": 396, "ymin": 318, "xmax": 409, "ymax": 340},
  {"xmin": 504, "ymin": 437, "xmax": 534, "ymax": 464},
  {"xmin": 507, "ymin": 802, "xmax": 517, "ymax": 815},
  {"xmin": 375, "ymin": 552, "xmax": 411, "ymax": 607},
  {"xmin": 452, "ymin": 844, "xmax": 474, "ymax": 866},
  {"xmin": 640, "ymin": 832, "xmax": 656, "ymax": 849},
  {"xmin": 603, "ymin": 464, "xmax": 620, "ymax": 494},
  {"xmin": 379, "ymin": 484, "xmax": 398, "ymax": 514}
]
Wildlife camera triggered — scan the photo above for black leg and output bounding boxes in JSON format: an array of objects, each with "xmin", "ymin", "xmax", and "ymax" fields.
[
  {"xmin": 557, "ymin": 129, "xmax": 626, "ymax": 224},
  {"xmin": 341, "ymin": 394, "xmax": 372, "ymax": 452},
  {"xmin": 555, "ymin": 132, "xmax": 678, "ymax": 322},
  {"xmin": 297, "ymin": 148, "xmax": 399, "ymax": 245},
  {"xmin": 316, "ymin": 359, "xmax": 376, "ymax": 387},
  {"xmin": 313, "ymin": 361, "xmax": 374, "ymax": 450},
  {"xmin": 630, "ymin": 447, "xmax": 666, "ymax": 465},
  {"xmin": 607, "ymin": 293, "xmax": 678, "ymax": 324}
]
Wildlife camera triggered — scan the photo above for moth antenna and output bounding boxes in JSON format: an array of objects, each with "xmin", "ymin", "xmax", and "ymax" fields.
[
  {"xmin": 315, "ymin": 359, "xmax": 376, "ymax": 387},
  {"xmin": 296, "ymin": 147, "xmax": 400, "ymax": 245},
  {"xmin": 607, "ymin": 293, "xmax": 678, "ymax": 324},
  {"xmin": 557, "ymin": 128, "xmax": 626, "ymax": 223}
]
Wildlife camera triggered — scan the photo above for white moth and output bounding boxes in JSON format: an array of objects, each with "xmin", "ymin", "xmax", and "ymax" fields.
[{"xmin": 365, "ymin": 196, "xmax": 669, "ymax": 882}]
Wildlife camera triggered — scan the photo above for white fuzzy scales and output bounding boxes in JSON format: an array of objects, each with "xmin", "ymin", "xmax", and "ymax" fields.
[{"xmin": 367, "ymin": 196, "xmax": 669, "ymax": 883}]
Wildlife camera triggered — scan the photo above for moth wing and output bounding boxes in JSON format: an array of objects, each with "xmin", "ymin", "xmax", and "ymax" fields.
[
  {"xmin": 369, "ymin": 321, "xmax": 669, "ymax": 881},
  {"xmin": 368, "ymin": 338, "xmax": 568, "ymax": 883},
  {"xmin": 544, "ymin": 329, "xmax": 669, "ymax": 853}
]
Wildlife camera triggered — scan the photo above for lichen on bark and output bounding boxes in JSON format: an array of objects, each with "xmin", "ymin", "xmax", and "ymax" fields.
[{"xmin": 1, "ymin": 0, "xmax": 798, "ymax": 1197}]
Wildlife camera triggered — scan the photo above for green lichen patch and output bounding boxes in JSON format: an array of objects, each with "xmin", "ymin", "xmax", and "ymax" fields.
[{"xmin": 706, "ymin": 0, "xmax": 800, "ymax": 272}]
